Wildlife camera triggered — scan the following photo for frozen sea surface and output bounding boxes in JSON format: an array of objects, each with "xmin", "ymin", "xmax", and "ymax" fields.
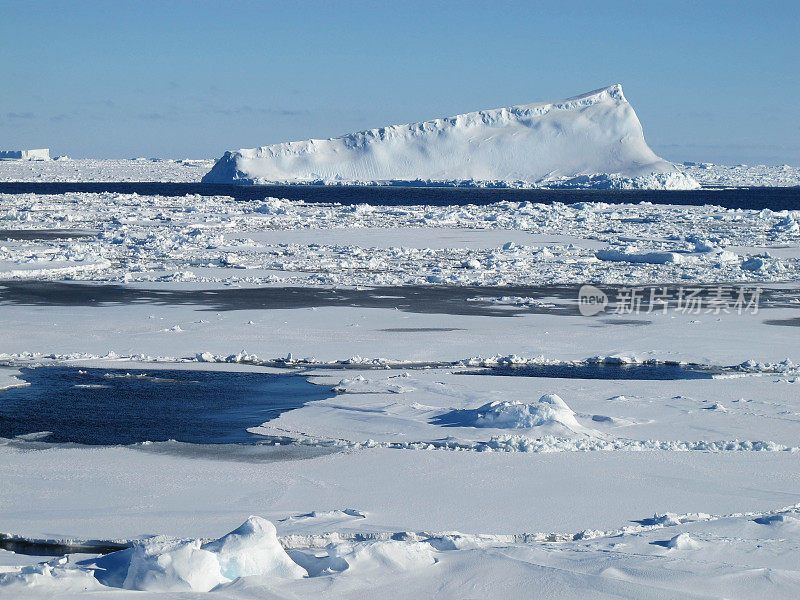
[{"xmin": 1, "ymin": 176, "xmax": 799, "ymax": 598}]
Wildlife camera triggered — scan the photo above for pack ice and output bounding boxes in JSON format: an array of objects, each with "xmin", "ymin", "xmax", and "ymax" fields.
[{"xmin": 202, "ymin": 85, "xmax": 699, "ymax": 189}]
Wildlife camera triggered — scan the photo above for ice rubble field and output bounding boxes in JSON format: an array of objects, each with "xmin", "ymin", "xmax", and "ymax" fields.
[
  {"xmin": 1, "ymin": 192, "xmax": 800, "ymax": 286},
  {"xmin": 1, "ymin": 189, "xmax": 800, "ymax": 598}
]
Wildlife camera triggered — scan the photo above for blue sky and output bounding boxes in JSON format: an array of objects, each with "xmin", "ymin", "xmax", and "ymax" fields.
[{"xmin": 2, "ymin": 0, "xmax": 798, "ymax": 164}]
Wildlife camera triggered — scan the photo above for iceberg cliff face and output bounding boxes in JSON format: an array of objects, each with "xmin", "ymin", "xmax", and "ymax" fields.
[{"xmin": 203, "ymin": 85, "xmax": 698, "ymax": 189}]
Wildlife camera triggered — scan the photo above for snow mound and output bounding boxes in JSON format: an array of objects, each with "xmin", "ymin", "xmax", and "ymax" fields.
[
  {"xmin": 471, "ymin": 394, "xmax": 597, "ymax": 436},
  {"xmin": 753, "ymin": 514, "xmax": 800, "ymax": 526},
  {"xmin": 328, "ymin": 540, "xmax": 437, "ymax": 573},
  {"xmin": 203, "ymin": 85, "xmax": 698, "ymax": 190},
  {"xmin": 121, "ymin": 538, "xmax": 223, "ymax": 592},
  {"xmin": 704, "ymin": 402, "xmax": 728, "ymax": 412},
  {"xmin": 203, "ymin": 516, "xmax": 307, "ymax": 581},
  {"xmin": 666, "ymin": 533, "xmax": 702, "ymax": 550},
  {"xmin": 0, "ymin": 558, "xmax": 102, "ymax": 592},
  {"xmin": 282, "ymin": 508, "xmax": 367, "ymax": 522},
  {"xmin": 94, "ymin": 516, "xmax": 305, "ymax": 592}
]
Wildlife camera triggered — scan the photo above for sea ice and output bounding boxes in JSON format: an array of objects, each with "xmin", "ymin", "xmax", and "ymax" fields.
[
  {"xmin": 1, "ymin": 192, "xmax": 797, "ymax": 287},
  {"xmin": 680, "ymin": 162, "xmax": 800, "ymax": 188}
]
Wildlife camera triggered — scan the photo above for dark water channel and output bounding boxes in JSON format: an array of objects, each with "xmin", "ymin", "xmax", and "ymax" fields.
[
  {"xmin": 0, "ymin": 366, "xmax": 333, "ymax": 445},
  {"xmin": 0, "ymin": 182, "xmax": 798, "ymax": 210}
]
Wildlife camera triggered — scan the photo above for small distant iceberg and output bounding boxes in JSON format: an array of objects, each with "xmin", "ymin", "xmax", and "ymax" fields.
[
  {"xmin": 0, "ymin": 148, "xmax": 50, "ymax": 161},
  {"xmin": 203, "ymin": 85, "xmax": 699, "ymax": 190}
]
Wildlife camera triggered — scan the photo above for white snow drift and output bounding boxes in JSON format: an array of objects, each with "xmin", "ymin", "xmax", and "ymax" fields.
[
  {"xmin": 89, "ymin": 516, "xmax": 305, "ymax": 592},
  {"xmin": 471, "ymin": 394, "xmax": 596, "ymax": 437},
  {"xmin": 203, "ymin": 85, "xmax": 699, "ymax": 189}
]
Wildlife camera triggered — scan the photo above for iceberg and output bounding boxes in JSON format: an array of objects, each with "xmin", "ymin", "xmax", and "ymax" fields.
[
  {"xmin": 203, "ymin": 85, "xmax": 699, "ymax": 189},
  {"xmin": 0, "ymin": 148, "xmax": 50, "ymax": 161}
]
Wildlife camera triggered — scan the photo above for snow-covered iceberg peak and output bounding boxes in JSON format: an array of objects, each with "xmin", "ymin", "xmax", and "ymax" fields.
[{"xmin": 203, "ymin": 85, "xmax": 699, "ymax": 189}]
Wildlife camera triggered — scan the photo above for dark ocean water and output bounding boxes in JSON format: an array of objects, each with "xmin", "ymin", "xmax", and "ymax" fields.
[
  {"xmin": 464, "ymin": 363, "xmax": 718, "ymax": 380},
  {"xmin": 0, "ymin": 367, "xmax": 333, "ymax": 445},
  {"xmin": 0, "ymin": 182, "xmax": 798, "ymax": 210}
]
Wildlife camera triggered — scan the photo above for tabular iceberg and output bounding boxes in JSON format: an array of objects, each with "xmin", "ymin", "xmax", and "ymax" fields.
[
  {"xmin": 203, "ymin": 85, "xmax": 698, "ymax": 189},
  {"xmin": 0, "ymin": 148, "xmax": 50, "ymax": 161}
]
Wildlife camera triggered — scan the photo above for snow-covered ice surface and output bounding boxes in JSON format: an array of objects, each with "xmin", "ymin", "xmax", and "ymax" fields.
[
  {"xmin": 203, "ymin": 85, "xmax": 700, "ymax": 190},
  {"xmin": 1, "ymin": 184, "xmax": 800, "ymax": 598},
  {"xmin": 1, "ymin": 192, "xmax": 799, "ymax": 286},
  {"xmin": 1, "ymin": 156, "xmax": 797, "ymax": 188},
  {"xmin": 681, "ymin": 162, "xmax": 800, "ymax": 188},
  {"xmin": 0, "ymin": 158, "xmax": 214, "ymax": 182},
  {"xmin": 0, "ymin": 367, "xmax": 28, "ymax": 391}
]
